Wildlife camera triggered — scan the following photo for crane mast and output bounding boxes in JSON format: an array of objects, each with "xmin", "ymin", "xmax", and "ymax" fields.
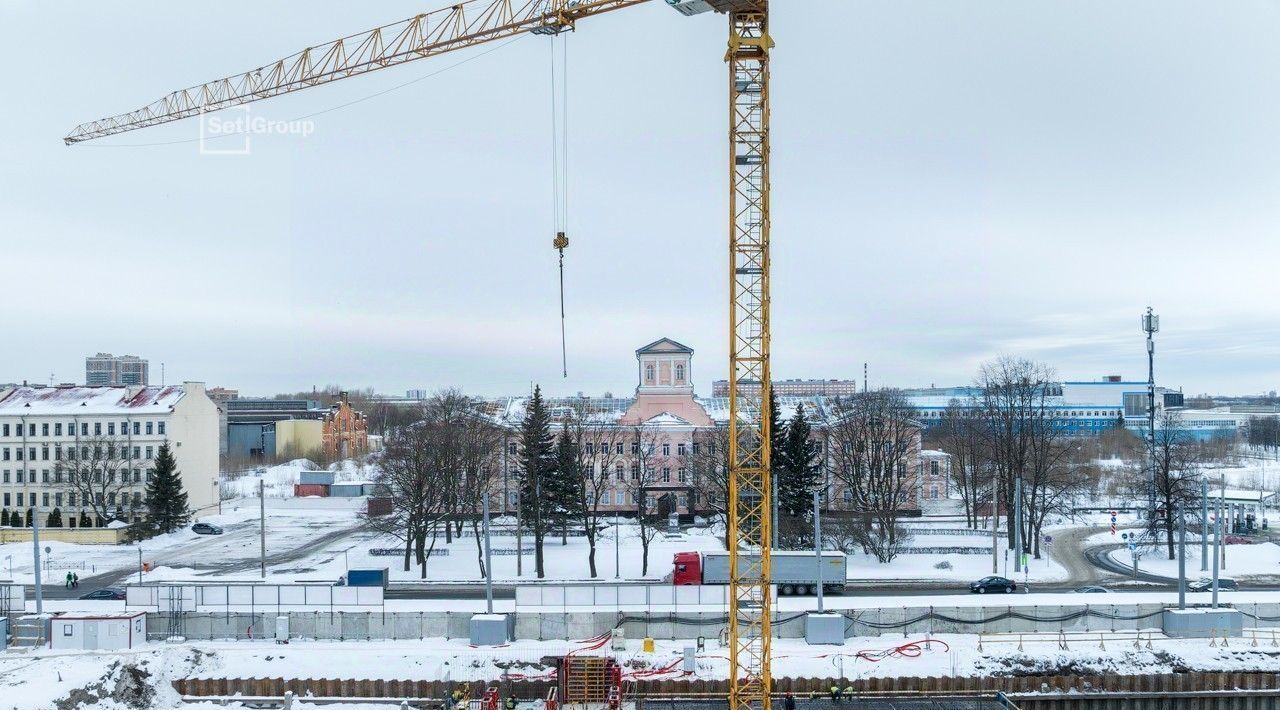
[
  {"xmin": 724, "ymin": 4, "xmax": 773, "ymax": 709},
  {"xmin": 65, "ymin": 1, "xmax": 776, "ymax": 707}
]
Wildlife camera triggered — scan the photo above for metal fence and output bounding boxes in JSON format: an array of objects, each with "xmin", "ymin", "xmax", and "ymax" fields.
[
  {"xmin": 126, "ymin": 583, "xmax": 384, "ymax": 613},
  {"xmin": 515, "ymin": 583, "xmax": 727, "ymax": 609},
  {"xmin": 0, "ymin": 584, "xmax": 22, "ymax": 613}
]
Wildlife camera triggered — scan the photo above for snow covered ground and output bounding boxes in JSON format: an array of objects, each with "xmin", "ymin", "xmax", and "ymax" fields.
[
  {"xmin": 0, "ymin": 497, "xmax": 364, "ymax": 586},
  {"xmin": 1107, "ymin": 541, "xmax": 1280, "ymax": 582},
  {"xmin": 223, "ymin": 459, "xmax": 376, "ymax": 499},
  {"xmin": 7, "ymin": 629, "xmax": 1280, "ymax": 709}
]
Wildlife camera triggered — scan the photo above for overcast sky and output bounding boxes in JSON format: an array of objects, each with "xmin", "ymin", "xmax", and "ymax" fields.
[{"xmin": 2, "ymin": 1, "xmax": 1278, "ymax": 398}]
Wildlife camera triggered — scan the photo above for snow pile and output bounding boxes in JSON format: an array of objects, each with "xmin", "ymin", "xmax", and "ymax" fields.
[{"xmin": 223, "ymin": 459, "xmax": 320, "ymax": 499}]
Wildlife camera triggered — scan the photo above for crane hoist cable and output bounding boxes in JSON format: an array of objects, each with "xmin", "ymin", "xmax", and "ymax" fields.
[{"xmin": 550, "ymin": 33, "xmax": 571, "ymax": 378}]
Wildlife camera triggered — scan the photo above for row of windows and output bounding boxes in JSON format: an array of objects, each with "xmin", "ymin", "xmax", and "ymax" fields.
[
  {"xmin": 2, "ymin": 445, "xmax": 160, "ymax": 462},
  {"xmin": 3, "ymin": 491, "xmax": 145, "ymax": 507},
  {"xmin": 0, "ymin": 420, "xmax": 165, "ymax": 438},
  {"xmin": 3, "ymin": 468, "xmax": 152, "ymax": 484}
]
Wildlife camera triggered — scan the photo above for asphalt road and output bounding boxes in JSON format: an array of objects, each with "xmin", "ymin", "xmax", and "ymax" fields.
[{"xmin": 26, "ymin": 519, "xmax": 370, "ymax": 601}]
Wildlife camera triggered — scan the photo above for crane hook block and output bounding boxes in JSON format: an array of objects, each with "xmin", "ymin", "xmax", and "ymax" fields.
[{"xmin": 553, "ymin": 232, "xmax": 569, "ymax": 251}]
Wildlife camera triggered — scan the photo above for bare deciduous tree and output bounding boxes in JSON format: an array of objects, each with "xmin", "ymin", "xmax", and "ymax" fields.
[
  {"xmin": 931, "ymin": 399, "xmax": 990, "ymax": 529},
  {"xmin": 624, "ymin": 423, "xmax": 674, "ymax": 576},
  {"xmin": 55, "ymin": 436, "xmax": 142, "ymax": 526},
  {"xmin": 367, "ymin": 420, "xmax": 448, "ymax": 578},
  {"xmin": 561, "ymin": 402, "xmax": 627, "ymax": 578},
  {"xmin": 1149, "ymin": 409, "xmax": 1204, "ymax": 559},
  {"xmin": 826, "ymin": 389, "xmax": 919, "ymax": 563},
  {"xmin": 977, "ymin": 357, "xmax": 1084, "ymax": 560}
]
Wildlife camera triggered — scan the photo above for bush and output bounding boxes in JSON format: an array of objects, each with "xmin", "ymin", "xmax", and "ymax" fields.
[{"xmin": 934, "ymin": 560, "xmax": 952, "ymax": 570}]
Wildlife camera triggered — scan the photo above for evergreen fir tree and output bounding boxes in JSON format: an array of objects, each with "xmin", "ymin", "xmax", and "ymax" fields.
[
  {"xmin": 768, "ymin": 389, "xmax": 785, "ymax": 484},
  {"xmin": 518, "ymin": 386, "xmax": 557, "ymax": 578},
  {"xmin": 9, "ymin": 511, "xmax": 21, "ymax": 527},
  {"xmin": 47, "ymin": 508, "xmax": 62, "ymax": 528},
  {"xmin": 552, "ymin": 432, "xmax": 584, "ymax": 544},
  {"xmin": 776, "ymin": 403, "xmax": 823, "ymax": 522},
  {"xmin": 25, "ymin": 508, "xmax": 33, "ymax": 528},
  {"xmin": 79, "ymin": 512, "xmax": 92, "ymax": 528},
  {"xmin": 144, "ymin": 442, "xmax": 189, "ymax": 535},
  {"xmin": 0, "ymin": 509, "xmax": 8, "ymax": 526}
]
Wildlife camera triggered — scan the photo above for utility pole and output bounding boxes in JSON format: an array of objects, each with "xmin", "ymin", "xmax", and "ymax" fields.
[
  {"xmin": 991, "ymin": 474, "xmax": 999, "ymax": 574},
  {"xmin": 614, "ymin": 509, "xmax": 621, "ymax": 580},
  {"xmin": 1212, "ymin": 496, "xmax": 1222, "ymax": 609},
  {"xmin": 1013, "ymin": 478, "xmax": 1022, "ymax": 574},
  {"xmin": 259, "ymin": 479, "xmax": 266, "ymax": 579},
  {"xmin": 813, "ymin": 491, "xmax": 824, "ymax": 614},
  {"xmin": 1143, "ymin": 307, "xmax": 1159, "ymax": 524},
  {"xmin": 516, "ymin": 495, "xmax": 523, "ymax": 577},
  {"xmin": 1177, "ymin": 505, "xmax": 1186, "ymax": 610},
  {"xmin": 481, "ymin": 491, "xmax": 494, "ymax": 615},
  {"xmin": 1200, "ymin": 476, "xmax": 1209, "ymax": 572},
  {"xmin": 1220, "ymin": 480, "xmax": 1227, "ymax": 570},
  {"xmin": 31, "ymin": 503, "xmax": 43, "ymax": 616}
]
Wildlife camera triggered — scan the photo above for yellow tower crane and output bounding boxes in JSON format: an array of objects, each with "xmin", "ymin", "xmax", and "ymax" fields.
[{"xmin": 66, "ymin": 1, "xmax": 775, "ymax": 707}]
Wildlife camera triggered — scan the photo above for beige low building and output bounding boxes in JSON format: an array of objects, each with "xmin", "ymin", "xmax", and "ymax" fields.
[{"xmin": 275, "ymin": 419, "xmax": 323, "ymax": 460}]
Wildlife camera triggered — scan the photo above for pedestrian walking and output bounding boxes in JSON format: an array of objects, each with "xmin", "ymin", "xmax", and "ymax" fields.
[
  {"xmin": 783, "ymin": 692, "xmax": 797, "ymax": 710},
  {"xmin": 72, "ymin": 572, "xmax": 79, "ymax": 589},
  {"xmin": 65, "ymin": 572, "xmax": 73, "ymax": 590}
]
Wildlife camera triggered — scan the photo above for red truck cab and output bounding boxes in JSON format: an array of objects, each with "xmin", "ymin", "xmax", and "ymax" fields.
[{"xmin": 673, "ymin": 551, "xmax": 702, "ymax": 585}]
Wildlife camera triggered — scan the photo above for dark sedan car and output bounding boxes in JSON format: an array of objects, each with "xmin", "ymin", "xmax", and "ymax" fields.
[
  {"xmin": 1188, "ymin": 577, "xmax": 1238, "ymax": 592},
  {"xmin": 969, "ymin": 575, "xmax": 1017, "ymax": 594},
  {"xmin": 192, "ymin": 523, "xmax": 224, "ymax": 535},
  {"xmin": 79, "ymin": 587, "xmax": 126, "ymax": 600}
]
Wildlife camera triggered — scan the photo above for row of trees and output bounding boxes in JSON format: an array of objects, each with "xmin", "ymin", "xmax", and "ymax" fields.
[
  {"xmin": 371, "ymin": 383, "xmax": 944, "ymax": 575},
  {"xmin": 933, "ymin": 356, "xmax": 1218, "ymax": 562}
]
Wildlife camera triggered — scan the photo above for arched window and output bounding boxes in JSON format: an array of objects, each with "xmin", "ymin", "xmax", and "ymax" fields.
[
  {"xmin": 645, "ymin": 363, "xmax": 655, "ymax": 383},
  {"xmin": 675, "ymin": 363, "xmax": 685, "ymax": 383}
]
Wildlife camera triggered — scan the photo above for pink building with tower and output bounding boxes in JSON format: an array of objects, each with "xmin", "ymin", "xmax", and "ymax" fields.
[{"xmin": 485, "ymin": 338, "xmax": 933, "ymax": 520}]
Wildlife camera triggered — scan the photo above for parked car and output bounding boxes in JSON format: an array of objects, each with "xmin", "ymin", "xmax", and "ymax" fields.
[
  {"xmin": 1072, "ymin": 586, "xmax": 1111, "ymax": 594},
  {"xmin": 1188, "ymin": 577, "xmax": 1238, "ymax": 592},
  {"xmin": 79, "ymin": 587, "xmax": 126, "ymax": 601},
  {"xmin": 969, "ymin": 576, "xmax": 1016, "ymax": 594},
  {"xmin": 192, "ymin": 523, "xmax": 223, "ymax": 535}
]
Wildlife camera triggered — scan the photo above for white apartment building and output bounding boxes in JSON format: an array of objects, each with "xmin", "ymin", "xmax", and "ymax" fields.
[{"xmin": 0, "ymin": 382, "xmax": 220, "ymax": 527}]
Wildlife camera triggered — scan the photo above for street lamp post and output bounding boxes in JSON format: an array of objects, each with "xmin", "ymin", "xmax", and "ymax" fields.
[
  {"xmin": 1142, "ymin": 307, "xmax": 1159, "ymax": 525},
  {"xmin": 1200, "ymin": 476, "xmax": 1209, "ymax": 572}
]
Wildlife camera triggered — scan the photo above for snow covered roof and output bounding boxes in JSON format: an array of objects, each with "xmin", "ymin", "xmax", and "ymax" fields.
[
  {"xmin": 700, "ymin": 395, "xmax": 832, "ymax": 425},
  {"xmin": 482, "ymin": 396, "xmax": 636, "ymax": 427},
  {"xmin": 635, "ymin": 337, "xmax": 693, "ymax": 355},
  {"xmin": 0, "ymin": 385, "xmax": 186, "ymax": 415}
]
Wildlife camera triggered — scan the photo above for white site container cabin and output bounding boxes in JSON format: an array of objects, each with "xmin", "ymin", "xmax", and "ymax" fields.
[{"xmin": 49, "ymin": 612, "xmax": 147, "ymax": 651}]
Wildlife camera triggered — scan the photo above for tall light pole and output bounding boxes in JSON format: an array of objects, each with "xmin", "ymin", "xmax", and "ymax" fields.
[
  {"xmin": 1142, "ymin": 307, "xmax": 1159, "ymax": 526},
  {"xmin": 481, "ymin": 491, "xmax": 494, "ymax": 615},
  {"xmin": 991, "ymin": 473, "xmax": 999, "ymax": 574},
  {"xmin": 258, "ymin": 479, "xmax": 266, "ymax": 579},
  {"xmin": 813, "ymin": 490, "xmax": 824, "ymax": 613},
  {"xmin": 1200, "ymin": 476, "xmax": 1209, "ymax": 572}
]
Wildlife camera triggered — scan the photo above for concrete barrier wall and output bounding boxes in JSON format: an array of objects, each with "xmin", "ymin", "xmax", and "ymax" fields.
[{"xmin": 145, "ymin": 602, "xmax": 1280, "ymax": 642}]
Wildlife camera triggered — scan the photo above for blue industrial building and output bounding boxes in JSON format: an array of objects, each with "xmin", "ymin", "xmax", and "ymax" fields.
[{"xmin": 904, "ymin": 378, "xmax": 1243, "ymax": 440}]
